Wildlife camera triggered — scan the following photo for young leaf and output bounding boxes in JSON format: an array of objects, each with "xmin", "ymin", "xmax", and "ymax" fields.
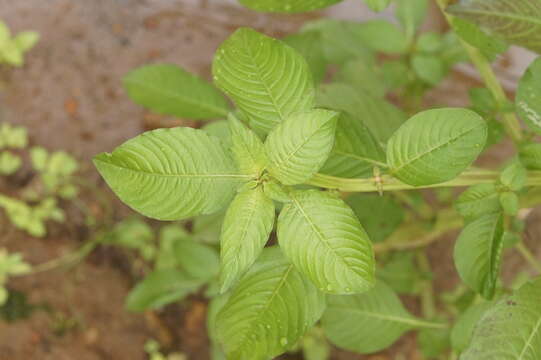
[
  {"xmin": 220, "ymin": 186, "xmax": 275, "ymax": 293},
  {"xmin": 451, "ymin": 301, "xmax": 493, "ymax": 353},
  {"xmin": 377, "ymin": 252, "xmax": 422, "ymax": 294},
  {"xmin": 346, "ymin": 194, "xmax": 404, "ymax": 243},
  {"xmin": 387, "ymin": 108, "xmax": 487, "ymax": 186},
  {"xmin": 461, "ymin": 277, "xmax": 541, "ymax": 359},
  {"xmin": 412, "ymin": 54, "xmax": 445, "ymax": 85},
  {"xmin": 500, "ymin": 160, "xmax": 527, "ymax": 191},
  {"xmin": 203, "ymin": 120, "xmax": 231, "ymax": 148},
  {"xmin": 216, "ymin": 247, "xmax": 326, "ymax": 360},
  {"xmin": 237, "ymin": 0, "xmax": 341, "ymax": 13},
  {"xmin": 454, "ymin": 213, "xmax": 504, "ymax": 299},
  {"xmin": 354, "ymin": 20, "xmax": 409, "ymax": 54},
  {"xmin": 213, "ymin": 28, "xmax": 315, "ymax": 134},
  {"xmin": 228, "ymin": 114, "xmax": 267, "ymax": 176},
  {"xmin": 265, "ymin": 109, "xmax": 338, "ymax": 185},
  {"xmin": 396, "ymin": 0, "xmax": 428, "ymax": 39},
  {"xmin": 320, "ymin": 112, "xmax": 386, "ymax": 178},
  {"xmin": 302, "ymin": 20, "xmax": 375, "ymax": 65},
  {"xmin": 173, "ymin": 239, "xmax": 220, "ymax": 281},
  {"xmin": 451, "ymin": 18, "xmax": 507, "ymax": 61},
  {"xmin": 516, "ymin": 58, "xmax": 541, "ymax": 134},
  {"xmin": 322, "ymin": 281, "xmax": 436, "ymax": 354},
  {"xmin": 455, "ymin": 184, "xmax": 501, "ymax": 222},
  {"xmin": 418, "ymin": 326, "xmax": 451, "ymax": 358},
  {"xmin": 283, "ymin": 31, "xmax": 327, "ymax": 83},
  {"xmin": 520, "ymin": 143, "xmax": 541, "ymax": 170},
  {"xmin": 13, "ymin": 31, "xmax": 39, "ymax": 52},
  {"xmin": 277, "ymin": 190, "xmax": 375, "ymax": 294},
  {"xmin": 447, "ymin": 0, "xmax": 541, "ymax": 54},
  {"xmin": 334, "ymin": 60, "xmax": 386, "ymax": 98},
  {"xmin": 94, "ymin": 127, "xmax": 244, "ymax": 221},
  {"xmin": 125, "ymin": 269, "xmax": 204, "ymax": 312},
  {"xmin": 123, "ymin": 64, "xmax": 230, "ymax": 119},
  {"xmin": 499, "ymin": 191, "xmax": 519, "ymax": 216},
  {"xmin": 364, "ymin": 0, "xmax": 391, "ymax": 12},
  {"xmin": 317, "ymin": 83, "xmax": 406, "ymax": 143}
]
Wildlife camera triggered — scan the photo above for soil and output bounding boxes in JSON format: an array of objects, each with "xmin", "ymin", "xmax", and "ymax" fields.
[{"xmin": 0, "ymin": 1, "xmax": 539, "ymax": 360}]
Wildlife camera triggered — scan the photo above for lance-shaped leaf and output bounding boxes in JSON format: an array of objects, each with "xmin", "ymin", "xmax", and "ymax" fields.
[
  {"xmin": 387, "ymin": 108, "xmax": 487, "ymax": 186},
  {"xmin": 213, "ymin": 28, "xmax": 315, "ymax": 134},
  {"xmin": 123, "ymin": 64, "xmax": 230, "ymax": 119},
  {"xmin": 265, "ymin": 109, "xmax": 338, "ymax": 185},
  {"xmin": 220, "ymin": 186, "xmax": 275, "ymax": 292},
  {"xmin": 94, "ymin": 127, "xmax": 245, "ymax": 221},
  {"xmin": 447, "ymin": 0, "xmax": 541, "ymax": 54},
  {"xmin": 517, "ymin": 58, "xmax": 541, "ymax": 134},
  {"xmin": 216, "ymin": 247, "xmax": 326, "ymax": 360},
  {"xmin": 461, "ymin": 277, "xmax": 541, "ymax": 359},
  {"xmin": 125, "ymin": 269, "xmax": 204, "ymax": 312},
  {"xmin": 238, "ymin": 0, "xmax": 342, "ymax": 13},
  {"xmin": 277, "ymin": 190, "xmax": 375, "ymax": 294},
  {"xmin": 320, "ymin": 112, "xmax": 386, "ymax": 178},
  {"xmin": 322, "ymin": 281, "xmax": 443, "ymax": 354},
  {"xmin": 317, "ymin": 83, "xmax": 405, "ymax": 143},
  {"xmin": 455, "ymin": 184, "xmax": 501, "ymax": 222},
  {"xmin": 454, "ymin": 213, "xmax": 504, "ymax": 299},
  {"xmin": 228, "ymin": 114, "xmax": 267, "ymax": 176}
]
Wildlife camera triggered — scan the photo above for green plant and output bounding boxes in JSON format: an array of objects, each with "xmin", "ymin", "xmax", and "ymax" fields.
[
  {"xmin": 0, "ymin": 122, "xmax": 81, "ymax": 236},
  {"xmin": 0, "ymin": 21, "xmax": 39, "ymax": 67},
  {"xmin": 0, "ymin": 248, "xmax": 30, "ymax": 305},
  {"xmin": 95, "ymin": 0, "xmax": 541, "ymax": 359}
]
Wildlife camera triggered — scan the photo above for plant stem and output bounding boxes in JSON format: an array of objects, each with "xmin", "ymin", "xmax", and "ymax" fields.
[
  {"xmin": 307, "ymin": 169, "xmax": 541, "ymax": 193},
  {"xmin": 515, "ymin": 241, "xmax": 541, "ymax": 274},
  {"xmin": 435, "ymin": 0, "xmax": 523, "ymax": 144}
]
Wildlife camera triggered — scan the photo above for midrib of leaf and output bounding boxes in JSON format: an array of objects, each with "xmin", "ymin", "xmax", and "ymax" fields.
[
  {"xmin": 450, "ymin": 8, "xmax": 541, "ymax": 27},
  {"xmin": 332, "ymin": 307, "xmax": 445, "ymax": 329},
  {"xmin": 391, "ymin": 123, "xmax": 482, "ymax": 174},
  {"xmin": 96, "ymin": 159, "xmax": 253, "ymax": 179},
  {"xmin": 333, "ymin": 149, "xmax": 388, "ymax": 168},
  {"xmin": 236, "ymin": 265, "xmax": 294, "ymax": 349},
  {"xmin": 243, "ymin": 36, "xmax": 285, "ymax": 121},
  {"xmin": 486, "ymin": 216, "xmax": 501, "ymax": 292},
  {"xmin": 518, "ymin": 316, "xmax": 541, "ymax": 359},
  {"xmin": 125, "ymin": 78, "xmax": 229, "ymax": 117},
  {"xmin": 291, "ymin": 194, "xmax": 357, "ymax": 277}
]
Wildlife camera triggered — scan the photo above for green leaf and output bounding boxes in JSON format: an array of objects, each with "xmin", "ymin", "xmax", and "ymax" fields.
[
  {"xmin": 451, "ymin": 18, "xmax": 507, "ymax": 61},
  {"xmin": 283, "ymin": 31, "xmax": 327, "ymax": 83},
  {"xmin": 265, "ymin": 109, "xmax": 338, "ymax": 185},
  {"xmin": 277, "ymin": 190, "xmax": 375, "ymax": 294},
  {"xmin": 216, "ymin": 247, "xmax": 325, "ymax": 360},
  {"xmin": 387, "ymin": 108, "xmax": 487, "ymax": 186},
  {"xmin": 461, "ymin": 277, "xmax": 541, "ymax": 359},
  {"xmin": 451, "ymin": 301, "xmax": 493, "ymax": 353},
  {"xmin": 418, "ymin": 326, "xmax": 451, "ymax": 358},
  {"xmin": 334, "ymin": 59, "xmax": 386, "ymax": 98},
  {"xmin": 220, "ymin": 186, "xmax": 275, "ymax": 292},
  {"xmin": 317, "ymin": 83, "xmax": 406, "ymax": 143},
  {"xmin": 500, "ymin": 159, "xmax": 527, "ymax": 191},
  {"xmin": 454, "ymin": 213, "xmax": 504, "ymax": 299},
  {"xmin": 455, "ymin": 184, "xmax": 501, "ymax": 222},
  {"xmin": 94, "ymin": 127, "xmax": 244, "ymax": 221},
  {"xmin": 354, "ymin": 20, "xmax": 409, "ymax": 54},
  {"xmin": 0, "ymin": 152, "xmax": 21, "ymax": 175},
  {"xmin": 228, "ymin": 114, "xmax": 267, "ymax": 176},
  {"xmin": 516, "ymin": 58, "xmax": 541, "ymax": 134},
  {"xmin": 364, "ymin": 0, "xmax": 392, "ymax": 12},
  {"xmin": 302, "ymin": 327, "xmax": 331, "ymax": 360},
  {"xmin": 203, "ymin": 120, "xmax": 231, "ymax": 148},
  {"xmin": 320, "ymin": 112, "xmax": 386, "ymax": 178},
  {"xmin": 322, "ymin": 281, "xmax": 436, "ymax": 354},
  {"xmin": 213, "ymin": 28, "xmax": 315, "ymax": 134},
  {"xmin": 123, "ymin": 64, "xmax": 230, "ymax": 119},
  {"xmin": 447, "ymin": 0, "xmax": 541, "ymax": 54},
  {"xmin": 346, "ymin": 194, "xmax": 404, "ymax": 243},
  {"xmin": 377, "ymin": 252, "xmax": 421, "ymax": 294},
  {"xmin": 1, "ymin": 41, "xmax": 23, "ymax": 66},
  {"xmin": 416, "ymin": 32, "xmax": 444, "ymax": 53},
  {"xmin": 125, "ymin": 269, "xmax": 204, "ymax": 312},
  {"xmin": 396, "ymin": 0, "xmax": 428, "ymax": 39},
  {"xmin": 193, "ymin": 211, "xmax": 225, "ymax": 244},
  {"xmin": 302, "ymin": 20, "xmax": 375, "ymax": 65},
  {"xmin": 174, "ymin": 238, "xmax": 220, "ymax": 281},
  {"xmin": 499, "ymin": 191, "xmax": 519, "ymax": 216},
  {"xmin": 13, "ymin": 31, "xmax": 39, "ymax": 52},
  {"xmin": 520, "ymin": 142, "xmax": 541, "ymax": 170},
  {"xmin": 237, "ymin": 0, "xmax": 341, "ymax": 13},
  {"xmin": 412, "ymin": 54, "xmax": 445, "ymax": 85}
]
